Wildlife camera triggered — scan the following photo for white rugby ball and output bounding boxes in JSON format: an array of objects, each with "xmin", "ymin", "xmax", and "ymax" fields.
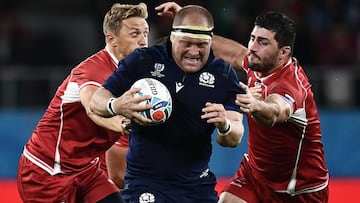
[{"xmin": 131, "ymin": 78, "xmax": 172, "ymax": 125}]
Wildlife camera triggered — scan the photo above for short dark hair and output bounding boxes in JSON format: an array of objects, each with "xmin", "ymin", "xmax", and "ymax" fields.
[{"xmin": 255, "ymin": 11, "xmax": 296, "ymax": 51}]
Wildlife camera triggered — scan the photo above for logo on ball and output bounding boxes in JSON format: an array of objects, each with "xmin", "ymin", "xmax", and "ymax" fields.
[{"xmin": 132, "ymin": 78, "xmax": 172, "ymax": 125}]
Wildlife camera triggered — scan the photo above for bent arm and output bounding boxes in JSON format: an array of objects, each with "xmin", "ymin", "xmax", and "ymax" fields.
[
  {"xmin": 212, "ymin": 35, "xmax": 248, "ymax": 71},
  {"xmin": 80, "ymin": 85, "xmax": 126, "ymax": 133}
]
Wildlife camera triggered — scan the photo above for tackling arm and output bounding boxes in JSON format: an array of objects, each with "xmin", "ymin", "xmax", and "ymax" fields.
[
  {"xmin": 237, "ymin": 82, "xmax": 292, "ymax": 126},
  {"xmin": 80, "ymin": 85, "xmax": 128, "ymax": 133},
  {"xmin": 212, "ymin": 35, "xmax": 248, "ymax": 71}
]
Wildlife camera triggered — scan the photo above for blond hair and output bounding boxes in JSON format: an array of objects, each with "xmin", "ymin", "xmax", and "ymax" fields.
[{"xmin": 103, "ymin": 3, "xmax": 148, "ymax": 35}]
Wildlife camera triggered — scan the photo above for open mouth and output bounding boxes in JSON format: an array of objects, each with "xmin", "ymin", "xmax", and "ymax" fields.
[{"xmin": 184, "ymin": 56, "xmax": 200, "ymax": 65}]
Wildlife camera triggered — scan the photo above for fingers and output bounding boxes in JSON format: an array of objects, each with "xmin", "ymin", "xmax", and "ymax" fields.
[
  {"xmin": 249, "ymin": 86, "xmax": 262, "ymax": 99},
  {"xmin": 114, "ymin": 88, "xmax": 153, "ymax": 120},
  {"xmin": 201, "ymin": 102, "xmax": 225, "ymax": 121},
  {"xmin": 132, "ymin": 115, "xmax": 152, "ymax": 126},
  {"xmin": 126, "ymin": 88, "xmax": 153, "ymax": 110},
  {"xmin": 235, "ymin": 91, "xmax": 256, "ymax": 114},
  {"xmin": 201, "ymin": 103, "xmax": 230, "ymax": 131},
  {"xmin": 121, "ymin": 118, "xmax": 131, "ymax": 135},
  {"xmin": 239, "ymin": 81, "xmax": 248, "ymax": 90},
  {"xmin": 155, "ymin": 2, "xmax": 181, "ymax": 17}
]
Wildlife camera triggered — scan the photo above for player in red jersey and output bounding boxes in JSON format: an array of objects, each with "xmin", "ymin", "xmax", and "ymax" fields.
[
  {"xmin": 17, "ymin": 3, "xmax": 149, "ymax": 202},
  {"xmin": 212, "ymin": 11, "xmax": 329, "ymax": 203}
]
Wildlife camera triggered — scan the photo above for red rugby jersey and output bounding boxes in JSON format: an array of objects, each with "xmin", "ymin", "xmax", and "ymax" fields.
[
  {"xmin": 243, "ymin": 56, "xmax": 328, "ymax": 195},
  {"xmin": 23, "ymin": 49, "xmax": 128, "ymax": 174}
]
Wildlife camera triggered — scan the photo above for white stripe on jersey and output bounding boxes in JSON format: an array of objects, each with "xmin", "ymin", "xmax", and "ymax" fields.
[
  {"xmin": 61, "ymin": 81, "xmax": 80, "ymax": 103},
  {"xmin": 23, "ymin": 146, "xmax": 63, "ymax": 175}
]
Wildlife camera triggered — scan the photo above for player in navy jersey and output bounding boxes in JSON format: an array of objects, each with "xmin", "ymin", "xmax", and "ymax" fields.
[
  {"xmin": 212, "ymin": 12, "xmax": 329, "ymax": 203},
  {"xmin": 90, "ymin": 5, "xmax": 246, "ymax": 203},
  {"xmin": 17, "ymin": 3, "xmax": 149, "ymax": 203}
]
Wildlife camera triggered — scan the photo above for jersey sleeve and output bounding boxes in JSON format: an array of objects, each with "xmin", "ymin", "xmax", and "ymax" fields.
[
  {"xmin": 268, "ymin": 79, "xmax": 305, "ymax": 114},
  {"xmin": 217, "ymin": 60, "xmax": 245, "ymax": 112},
  {"xmin": 67, "ymin": 50, "xmax": 117, "ymax": 92}
]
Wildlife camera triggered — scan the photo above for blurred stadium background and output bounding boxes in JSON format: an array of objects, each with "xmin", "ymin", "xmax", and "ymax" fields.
[{"xmin": 1, "ymin": 0, "xmax": 359, "ymax": 202}]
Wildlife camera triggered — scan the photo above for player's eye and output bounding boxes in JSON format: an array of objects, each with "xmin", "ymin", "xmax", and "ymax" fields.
[{"xmin": 131, "ymin": 32, "xmax": 140, "ymax": 37}]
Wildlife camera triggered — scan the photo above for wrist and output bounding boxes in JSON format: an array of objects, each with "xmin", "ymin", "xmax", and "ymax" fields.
[
  {"xmin": 217, "ymin": 119, "xmax": 231, "ymax": 136},
  {"xmin": 107, "ymin": 97, "xmax": 117, "ymax": 116}
]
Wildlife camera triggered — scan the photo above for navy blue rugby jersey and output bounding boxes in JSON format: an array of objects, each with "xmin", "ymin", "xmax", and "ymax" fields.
[{"xmin": 103, "ymin": 40, "xmax": 245, "ymax": 184}]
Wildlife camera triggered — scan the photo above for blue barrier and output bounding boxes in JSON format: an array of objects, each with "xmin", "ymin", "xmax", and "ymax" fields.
[{"xmin": 1, "ymin": 109, "xmax": 359, "ymax": 178}]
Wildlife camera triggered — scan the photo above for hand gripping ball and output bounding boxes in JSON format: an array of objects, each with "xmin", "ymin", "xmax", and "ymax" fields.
[{"xmin": 131, "ymin": 78, "xmax": 172, "ymax": 125}]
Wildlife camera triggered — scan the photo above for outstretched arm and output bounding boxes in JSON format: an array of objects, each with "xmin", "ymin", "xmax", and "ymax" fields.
[
  {"xmin": 236, "ymin": 82, "xmax": 292, "ymax": 126},
  {"xmin": 155, "ymin": 2, "xmax": 182, "ymax": 18},
  {"xmin": 212, "ymin": 35, "xmax": 248, "ymax": 71}
]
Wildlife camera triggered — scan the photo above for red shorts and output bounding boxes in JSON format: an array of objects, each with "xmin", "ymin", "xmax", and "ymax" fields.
[
  {"xmin": 222, "ymin": 156, "xmax": 329, "ymax": 203},
  {"xmin": 17, "ymin": 155, "xmax": 119, "ymax": 203}
]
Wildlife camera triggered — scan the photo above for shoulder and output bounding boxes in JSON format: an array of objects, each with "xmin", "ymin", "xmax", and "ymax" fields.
[
  {"xmin": 71, "ymin": 50, "xmax": 114, "ymax": 84},
  {"xmin": 123, "ymin": 46, "xmax": 166, "ymax": 65},
  {"xmin": 209, "ymin": 58, "xmax": 238, "ymax": 79},
  {"xmin": 75, "ymin": 50, "xmax": 112, "ymax": 72}
]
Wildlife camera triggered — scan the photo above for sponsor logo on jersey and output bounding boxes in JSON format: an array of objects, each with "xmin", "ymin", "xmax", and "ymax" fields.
[
  {"xmin": 199, "ymin": 72, "xmax": 215, "ymax": 88},
  {"xmin": 151, "ymin": 63, "xmax": 165, "ymax": 78},
  {"xmin": 200, "ymin": 168, "xmax": 209, "ymax": 178},
  {"xmin": 175, "ymin": 82, "xmax": 184, "ymax": 93}
]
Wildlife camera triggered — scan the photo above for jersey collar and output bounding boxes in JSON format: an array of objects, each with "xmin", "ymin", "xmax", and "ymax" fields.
[{"xmin": 105, "ymin": 46, "xmax": 119, "ymax": 67}]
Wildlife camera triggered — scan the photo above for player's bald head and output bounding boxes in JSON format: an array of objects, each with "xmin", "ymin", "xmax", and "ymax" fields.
[
  {"xmin": 171, "ymin": 5, "xmax": 214, "ymax": 40},
  {"xmin": 172, "ymin": 5, "xmax": 214, "ymax": 29}
]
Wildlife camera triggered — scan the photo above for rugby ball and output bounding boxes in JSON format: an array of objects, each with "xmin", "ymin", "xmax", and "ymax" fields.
[{"xmin": 131, "ymin": 78, "xmax": 172, "ymax": 125}]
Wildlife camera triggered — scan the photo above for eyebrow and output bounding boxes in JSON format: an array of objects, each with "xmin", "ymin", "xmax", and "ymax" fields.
[
  {"xmin": 251, "ymin": 34, "xmax": 270, "ymax": 42},
  {"xmin": 122, "ymin": 23, "xmax": 149, "ymax": 31},
  {"xmin": 250, "ymin": 34, "xmax": 270, "ymax": 40}
]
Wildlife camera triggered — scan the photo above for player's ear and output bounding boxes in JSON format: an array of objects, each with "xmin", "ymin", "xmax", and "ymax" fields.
[
  {"xmin": 282, "ymin": 46, "xmax": 291, "ymax": 55},
  {"xmin": 105, "ymin": 32, "xmax": 116, "ymax": 47},
  {"xmin": 170, "ymin": 33, "xmax": 175, "ymax": 43},
  {"xmin": 280, "ymin": 46, "xmax": 291, "ymax": 58}
]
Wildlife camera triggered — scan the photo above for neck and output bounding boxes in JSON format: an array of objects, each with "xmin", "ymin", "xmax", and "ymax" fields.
[{"xmin": 105, "ymin": 45, "xmax": 122, "ymax": 65}]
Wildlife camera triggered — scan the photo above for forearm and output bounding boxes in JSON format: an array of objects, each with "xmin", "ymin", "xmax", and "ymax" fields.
[
  {"xmin": 87, "ymin": 112, "xmax": 124, "ymax": 132},
  {"xmin": 251, "ymin": 100, "xmax": 280, "ymax": 126},
  {"xmin": 216, "ymin": 119, "xmax": 244, "ymax": 147},
  {"xmin": 216, "ymin": 111, "xmax": 244, "ymax": 147},
  {"xmin": 212, "ymin": 35, "xmax": 248, "ymax": 70},
  {"xmin": 250, "ymin": 94, "xmax": 290, "ymax": 126},
  {"xmin": 90, "ymin": 87, "xmax": 114, "ymax": 117}
]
